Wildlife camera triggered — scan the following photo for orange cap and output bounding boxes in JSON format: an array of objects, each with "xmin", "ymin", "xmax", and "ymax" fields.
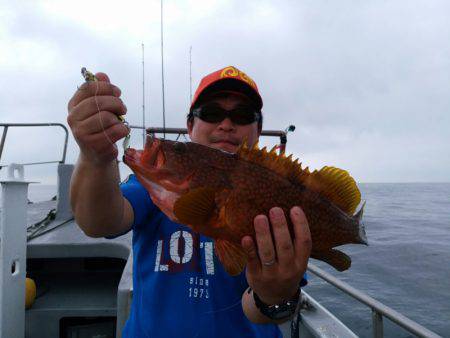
[{"xmin": 190, "ymin": 66, "xmax": 263, "ymax": 111}]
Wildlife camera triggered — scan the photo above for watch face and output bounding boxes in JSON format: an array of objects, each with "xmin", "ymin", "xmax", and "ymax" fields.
[{"xmin": 266, "ymin": 302, "xmax": 298, "ymax": 320}]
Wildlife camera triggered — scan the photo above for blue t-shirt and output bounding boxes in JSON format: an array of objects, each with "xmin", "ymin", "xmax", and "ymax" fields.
[{"xmin": 120, "ymin": 175, "xmax": 283, "ymax": 338}]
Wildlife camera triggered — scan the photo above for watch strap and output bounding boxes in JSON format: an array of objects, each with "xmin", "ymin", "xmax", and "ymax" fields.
[{"xmin": 251, "ymin": 288, "xmax": 300, "ymax": 320}]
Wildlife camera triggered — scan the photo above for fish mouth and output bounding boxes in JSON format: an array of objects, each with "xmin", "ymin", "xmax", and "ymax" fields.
[
  {"xmin": 123, "ymin": 136, "xmax": 190, "ymax": 194},
  {"xmin": 124, "ymin": 136, "xmax": 165, "ymax": 170},
  {"xmin": 123, "ymin": 148, "xmax": 140, "ymax": 166}
]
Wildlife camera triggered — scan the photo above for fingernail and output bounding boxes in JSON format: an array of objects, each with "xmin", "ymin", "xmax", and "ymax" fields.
[
  {"xmin": 254, "ymin": 215, "xmax": 267, "ymax": 224},
  {"xmin": 254, "ymin": 218, "xmax": 268, "ymax": 233},
  {"xmin": 241, "ymin": 236, "xmax": 252, "ymax": 248},
  {"xmin": 113, "ymin": 87, "xmax": 121, "ymax": 97},
  {"xmin": 270, "ymin": 207, "xmax": 282, "ymax": 217},
  {"xmin": 292, "ymin": 206, "xmax": 302, "ymax": 216}
]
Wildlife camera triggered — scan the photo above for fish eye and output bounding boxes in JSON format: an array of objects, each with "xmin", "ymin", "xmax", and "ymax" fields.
[{"xmin": 173, "ymin": 142, "xmax": 186, "ymax": 154}]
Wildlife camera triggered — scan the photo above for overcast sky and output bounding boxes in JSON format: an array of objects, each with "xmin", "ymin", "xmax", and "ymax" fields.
[{"xmin": 1, "ymin": 0, "xmax": 449, "ymax": 184}]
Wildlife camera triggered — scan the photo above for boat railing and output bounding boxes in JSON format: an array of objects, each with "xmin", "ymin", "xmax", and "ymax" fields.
[
  {"xmin": 306, "ymin": 263, "xmax": 441, "ymax": 338},
  {"xmin": 0, "ymin": 123, "xmax": 69, "ymax": 169},
  {"xmin": 130, "ymin": 125, "xmax": 295, "ymax": 155}
]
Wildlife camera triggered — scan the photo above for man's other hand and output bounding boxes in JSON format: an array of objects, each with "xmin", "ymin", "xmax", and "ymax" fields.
[{"xmin": 242, "ymin": 206, "xmax": 311, "ymax": 305}]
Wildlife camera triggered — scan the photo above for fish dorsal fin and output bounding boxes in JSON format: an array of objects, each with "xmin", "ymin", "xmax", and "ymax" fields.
[
  {"xmin": 173, "ymin": 187, "xmax": 217, "ymax": 225},
  {"xmin": 237, "ymin": 142, "xmax": 306, "ymax": 180},
  {"xmin": 237, "ymin": 144, "xmax": 360, "ymax": 215},
  {"xmin": 307, "ymin": 166, "xmax": 361, "ymax": 215}
]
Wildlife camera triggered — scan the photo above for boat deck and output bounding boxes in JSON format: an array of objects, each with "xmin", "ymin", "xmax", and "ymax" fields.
[{"xmin": 23, "ymin": 199, "xmax": 133, "ymax": 337}]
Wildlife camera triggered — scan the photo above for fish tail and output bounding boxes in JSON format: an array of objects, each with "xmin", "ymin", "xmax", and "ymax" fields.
[{"xmin": 353, "ymin": 201, "xmax": 368, "ymax": 245}]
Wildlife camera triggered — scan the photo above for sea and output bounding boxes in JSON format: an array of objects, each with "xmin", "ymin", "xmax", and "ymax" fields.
[
  {"xmin": 302, "ymin": 183, "xmax": 450, "ymax": 338},
  {"xmin": 1, "ymin": 182, "xmax": 449, "ymax": 337}
]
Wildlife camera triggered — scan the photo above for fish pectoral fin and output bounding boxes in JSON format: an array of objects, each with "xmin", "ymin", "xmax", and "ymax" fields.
[
  {"xmin": 215, "ymin": 239, "xmax": 248, "ymax": 276},
  {"xmin": 313, "ymin": 249, "xmax": 351, "ymax": 271},
  {"xmin": 173, "ymin": 187, "xmax": 217, "ymax": 225}
]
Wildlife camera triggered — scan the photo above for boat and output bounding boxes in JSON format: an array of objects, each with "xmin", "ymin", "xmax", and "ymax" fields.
[{"xmin": 0, "ymin": 123, "xmax": 442, "ymax": 338}]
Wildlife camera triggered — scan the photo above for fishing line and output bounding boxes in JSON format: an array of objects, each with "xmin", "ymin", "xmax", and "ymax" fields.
[
  {"xmin": 191, "ymin": 294, "xmax": 252, "ymax": 338},
  {"xmin": 197, "ymin": 278, "xmax": 249, "ymax": 319},
  {"xmin": 190, "ymin": 297, "xmax": 242, "ymax": 338},
  {"xmin": 93, "ymin": 78, "xmax": 117, "ymax": 148},
  {"xmin": 203, "ymin": 297, "xmax": 242, "ymax": 314}
]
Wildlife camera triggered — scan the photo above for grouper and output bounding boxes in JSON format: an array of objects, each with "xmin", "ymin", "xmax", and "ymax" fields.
[{"xmin": 123, "ymin": 136, "xmax": 367, "ymax": 275}]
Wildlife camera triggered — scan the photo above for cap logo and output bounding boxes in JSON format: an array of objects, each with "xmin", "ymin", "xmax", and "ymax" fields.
[{"xmin": 220, "ymin": 66, "xmax": 257, "ymax": 90}]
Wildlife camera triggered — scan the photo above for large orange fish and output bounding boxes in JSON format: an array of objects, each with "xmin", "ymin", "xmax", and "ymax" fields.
[{"xmin": 124, "ymin": 136, "xmax": 367, "ymax": 275}]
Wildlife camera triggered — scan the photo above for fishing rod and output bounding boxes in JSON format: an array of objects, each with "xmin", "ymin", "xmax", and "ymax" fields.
[
  {"xmin": 160, "ymin": 0, "xmax": 166, "ymax": 139},
  {"xmin": 189, "ymin": 46, "xmax": 193, "ymax": 102},
  {"xmin": 142, "ymin": 43, "xmax": 146, "ymax": 148}
]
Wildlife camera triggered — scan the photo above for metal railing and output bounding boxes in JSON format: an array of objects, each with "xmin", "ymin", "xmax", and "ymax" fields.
[
  {"xmin": 0, "ymin": 123, "xmax": 288, "ymax": 169},
  {"xmin": 307, "ymin": 263, "xmax": 442, "ymax": 338},
  {"xmin": 130, "ymin": 125, "xmax": 294, "ymax": 154},
  {"xmin": 0, "ymin": 123, "xmax": 69, "ymax": 169}
]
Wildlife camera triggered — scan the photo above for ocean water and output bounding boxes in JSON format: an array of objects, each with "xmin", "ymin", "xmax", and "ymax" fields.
[
  {"xmin": 305, "ymin": 183, "xmax": 450, "ymax": 337},
  {"xmin": 1, "ymin": 183, "xmax": 449, "ymax": 337}
]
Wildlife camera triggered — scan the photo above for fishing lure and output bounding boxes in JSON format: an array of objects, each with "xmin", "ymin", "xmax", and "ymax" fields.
[{"xmin": 81, "ymin": 67, "xmax": 131, "ymax": 150}]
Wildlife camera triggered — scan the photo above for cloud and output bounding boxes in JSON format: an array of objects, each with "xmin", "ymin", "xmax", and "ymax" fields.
[{"xmin": 1, "ymin": 0, "xmax": 449, "ymax": 183}]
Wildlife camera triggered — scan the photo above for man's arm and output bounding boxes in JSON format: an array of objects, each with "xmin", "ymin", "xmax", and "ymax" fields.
[
  {"xmin": 241, "ymin": 206, "xmax": 311, "ymax": 324},
  {"xmin": 67, "ymin": 72, "xmax": 133, "ymax": 237},
  {"xmin": 70, "ymin": 155, "xmax": 133, "ymax": 237}
]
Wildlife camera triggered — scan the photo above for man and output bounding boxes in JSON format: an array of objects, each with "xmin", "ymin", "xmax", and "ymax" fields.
[{"xmin": 67, "ymin": 66, "xmax": 311, "ymax": 337}]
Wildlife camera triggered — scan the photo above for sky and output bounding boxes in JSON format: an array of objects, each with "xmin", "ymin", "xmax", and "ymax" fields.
[{"xmin": 1, "ymin": 0, "xmax": 449, "ymax": 184}]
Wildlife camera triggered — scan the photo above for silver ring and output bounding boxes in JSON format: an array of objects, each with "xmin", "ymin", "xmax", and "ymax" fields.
[{"xmin": 262, "ymin": 258, "xmax": 276, "ymax": 266}]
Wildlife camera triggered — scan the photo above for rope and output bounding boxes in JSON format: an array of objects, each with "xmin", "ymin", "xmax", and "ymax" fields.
[
  {"xmin": 290, "ymin": 310, "xmax": 301, "ymax": 338},
  {"xmin": 27, "ymin": 209, "xmax": 73, "ymax": 241}
]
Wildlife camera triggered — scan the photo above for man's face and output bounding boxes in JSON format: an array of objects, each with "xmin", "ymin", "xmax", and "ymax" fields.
[{"xmin": 187, "ymin": 93, "xmax": 260, "ymax": 153}]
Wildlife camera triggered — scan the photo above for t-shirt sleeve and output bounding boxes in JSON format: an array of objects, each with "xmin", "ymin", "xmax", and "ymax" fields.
[
  {"xmin": 300, "ymin": 273, "xmax": 308, "ymax": 287},
  {"xmin": 120, "ymin": 174, "xmax": 156, "ymax": 230}
]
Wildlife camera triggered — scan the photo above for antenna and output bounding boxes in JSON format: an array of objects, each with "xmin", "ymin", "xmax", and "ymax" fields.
[
  {"xmin": 189, "ymin": 46, "xmax": 193, "ymax": 102},
  {"xmin": 160, "ymin": 0, "xmax": 166, "ymax": 138},
  {"xmin": 142, "ymin": 43, "xmax": 145, "ymax": 147}
]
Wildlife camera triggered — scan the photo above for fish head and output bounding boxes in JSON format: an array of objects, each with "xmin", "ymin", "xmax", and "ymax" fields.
[{"xmin": 124, "ymin": 136, "xmax": 200, "ymax": 194}]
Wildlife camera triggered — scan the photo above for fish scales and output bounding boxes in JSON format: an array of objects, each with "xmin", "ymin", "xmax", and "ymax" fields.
[
  {"xmin": 225, "ymin": 164, "xmax": 360, "ymax": 252},
  {"xmin": 124, "ymin": 136, "xmax": 367, "ymax": 275}
]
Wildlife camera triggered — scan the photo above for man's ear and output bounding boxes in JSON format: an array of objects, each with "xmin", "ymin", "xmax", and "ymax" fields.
[{"xmin": 187, "ymin": 119, "xmax": 193, "ymax": 138}]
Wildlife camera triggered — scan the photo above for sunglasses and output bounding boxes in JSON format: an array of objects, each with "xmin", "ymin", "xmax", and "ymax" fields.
[{"xmin": 192, "ymin": 103, "xmax": 261, "ymax": 125}]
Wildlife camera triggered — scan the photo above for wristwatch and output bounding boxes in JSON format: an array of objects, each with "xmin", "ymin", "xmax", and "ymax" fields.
[{"xmin": 251, "ymin": 288, "xmax": 300, "ymax": 320}]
